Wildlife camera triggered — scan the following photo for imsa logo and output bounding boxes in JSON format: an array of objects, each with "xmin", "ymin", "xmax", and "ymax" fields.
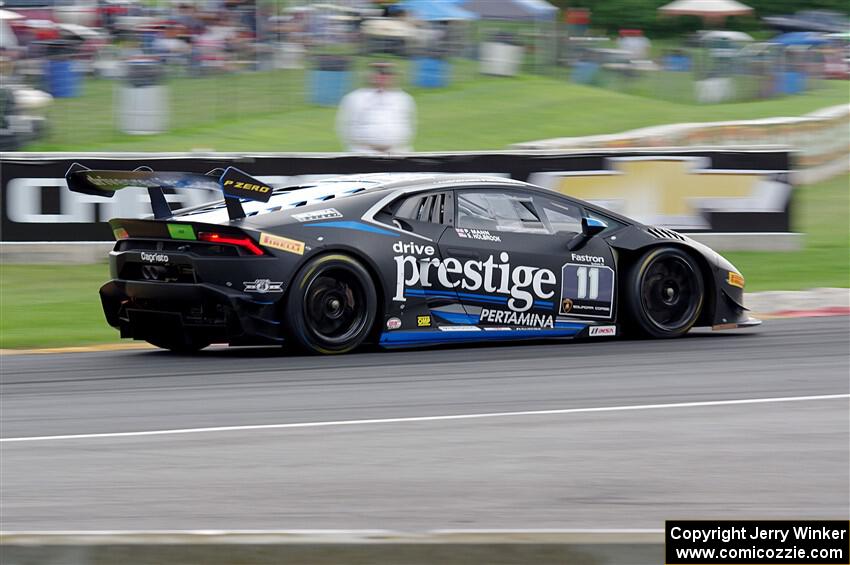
[{"xmin": 588, "ymin": 325, "xmax": 616, "ymax": 337}]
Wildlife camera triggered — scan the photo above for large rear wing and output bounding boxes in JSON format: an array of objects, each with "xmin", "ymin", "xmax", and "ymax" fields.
[{"xmin": 65, "ymin": 163, "xmax": 274, "ymax": 221}]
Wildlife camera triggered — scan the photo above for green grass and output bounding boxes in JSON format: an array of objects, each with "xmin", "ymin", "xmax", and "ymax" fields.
[
  {"xmin": 1, "ymin": 175, "xmax": 846, "ymax": 349},
  {"xmin": 723, "ymin": 174, "xmax": 850, "ymax": 291},
  {"xmin": 28, "ymin": 65, "xmax": 850, "ymax": 153},
  {"xmin": 0, "ymin": 263, "xmax": 116, "ymax": 349}
]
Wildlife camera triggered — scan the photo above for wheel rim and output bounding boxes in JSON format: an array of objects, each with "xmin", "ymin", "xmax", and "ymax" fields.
[
  {"xmin": 303, "ymin": 266, "xmax": 368, "ymax": 345},
  {"xmin": 640, "ymin": 254, "xmax": 701, "ymax": 332}
]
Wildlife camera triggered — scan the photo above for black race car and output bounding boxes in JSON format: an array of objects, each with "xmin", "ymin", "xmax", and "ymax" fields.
[{"xmin": 66, "ymin": 165, "xmax": 760, "ymax": 354}]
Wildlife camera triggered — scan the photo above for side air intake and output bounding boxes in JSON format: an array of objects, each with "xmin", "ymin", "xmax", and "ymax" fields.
[{"xmin": 645, "ymin": 226, "xmax": 686, "ymax": 241}]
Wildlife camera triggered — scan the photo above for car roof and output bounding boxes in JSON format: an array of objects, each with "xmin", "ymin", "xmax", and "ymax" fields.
[
  {"xmin": 292, "ymin": 173, "xmax": 530, "ymax": 194},
  {"xmin": 172, "ymin": 173, "xmax": 532, "ymax": 223},
  {"xmin": 269, "ymin": 173, "xmax": 534, "ymax": 209}
]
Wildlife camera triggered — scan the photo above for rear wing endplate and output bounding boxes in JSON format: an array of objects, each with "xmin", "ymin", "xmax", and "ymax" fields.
[{"xmin": 65, "ymin": 163, "xmax": 273, "ymax": 221}]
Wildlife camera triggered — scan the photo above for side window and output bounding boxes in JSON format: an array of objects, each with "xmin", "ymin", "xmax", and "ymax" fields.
[
  {"xmin": 456, "ymin": 190, "xmax": 547, "ymax": 234},
  {"xmin": 534, "ymin": 195, "xmax": 583, "ymax": 234},
  {"xmin": 388, "ymin": 192, "xmax": 450, "ymax": 230}
]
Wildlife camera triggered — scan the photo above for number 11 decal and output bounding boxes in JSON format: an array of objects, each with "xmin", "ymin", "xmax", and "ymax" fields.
[
  {"xmin": 575, "ymin": 266, "xmax": 600, "ymax": 300},
  {"xmin": 560, "ymin": 263, "xmax": 615, "ymax": 318}
]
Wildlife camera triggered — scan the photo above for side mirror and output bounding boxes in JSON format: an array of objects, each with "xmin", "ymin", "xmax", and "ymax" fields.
[
  {"xmin": 583, "ymin": 216, "xmax": 607, "ymax": 237},
  {"xmin": 567, "ymin": 216, "xmax": 607, "ymax": 251}
]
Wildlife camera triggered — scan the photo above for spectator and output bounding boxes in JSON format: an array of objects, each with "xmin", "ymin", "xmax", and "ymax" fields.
[
  {"xmin": 336, "ymin": 62, "xmax": 416, "ymax": 153},
  {"xmin": 153, "ymin": 26, "xmax": 189, "ymax": 67},
  {"xmin": 617, "ymin": 29, "xmax": 650, "ymax": 61}
]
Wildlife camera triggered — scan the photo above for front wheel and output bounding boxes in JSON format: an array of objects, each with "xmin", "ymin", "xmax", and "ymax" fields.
[
  {"xmin": 625, "ymin": 247, "xmax": 704, "ymax": 338},
  {"xmin": 285, "ymin": 254, "xmax": 378, "ymax": 354}
]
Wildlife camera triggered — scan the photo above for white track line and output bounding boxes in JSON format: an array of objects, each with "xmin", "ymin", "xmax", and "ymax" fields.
[
  {"xmin": 0, "ymin": 528, "xmax": 666, "ymax": 545},
  {"xmin": 1, "ymin": 394, "xmax": 846, "ymax": 444},
  {"xmin": 0, "ymin": 528, "xmax": 664, "ymax": 535}
]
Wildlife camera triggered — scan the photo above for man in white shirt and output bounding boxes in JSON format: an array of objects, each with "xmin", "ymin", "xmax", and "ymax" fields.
[{"xmin": 336, "ymin": 62, "xmax": 416, "ymax": 153}]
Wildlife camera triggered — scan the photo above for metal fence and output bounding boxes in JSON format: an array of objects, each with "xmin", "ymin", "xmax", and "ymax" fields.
[{"xmin": 3, "ymin": 16, "xmax": 842, "ymax": 152}]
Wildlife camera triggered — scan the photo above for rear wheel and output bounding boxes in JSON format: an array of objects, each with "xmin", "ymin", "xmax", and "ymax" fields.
[
  {"xmin": 625, "ymin": 247, "xmax": 704, "ymax": 338},
  {"xmin": 285, "ymin": 254, "xmax": 377, "ymax": 354}
]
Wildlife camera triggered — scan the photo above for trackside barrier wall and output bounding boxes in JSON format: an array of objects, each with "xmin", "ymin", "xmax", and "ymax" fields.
[
  {"xmin": 513, "ymin": 104, "xmax": 850, "ymax": 186},
  {"xmin": 0, "ymin": 530, "xmax": 664, "ymax": 565},
  {"xmin": 0, "ymin": 148, "xmax": 791, "ymax": 245}
]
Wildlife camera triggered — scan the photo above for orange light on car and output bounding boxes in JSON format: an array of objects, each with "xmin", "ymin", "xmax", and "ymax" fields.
[{"xmin": 727, "ymin": 271, "xmax": 745, "ymax": 288}]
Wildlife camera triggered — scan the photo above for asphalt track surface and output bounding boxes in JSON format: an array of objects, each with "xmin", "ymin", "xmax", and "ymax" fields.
[{"xmin": 1, "ymin": 317, "xmax": 848, "ymax": 530}]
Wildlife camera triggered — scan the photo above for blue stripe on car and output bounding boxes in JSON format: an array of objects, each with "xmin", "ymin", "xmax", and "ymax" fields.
[
  {"xmin": 432, "ymin": 311, "xmax": 479, "ymax": 325},
  {"xmin": 405, "ymin": 289, "xmax": 505, "ymax": 304},
  {"xmin": 304, "ymin": 221, "xmax": 400, "ymax": 237},
  {"xmin": 405, "ymin": 289, "xmax": 552, "ymax": 309},
  {"xmin": 380, "ymin": 326, "xmax": 585, "ymax": 346},
  {"xmin": 433, "ymin": 310, "xmax": 587, "ymax": 331}
]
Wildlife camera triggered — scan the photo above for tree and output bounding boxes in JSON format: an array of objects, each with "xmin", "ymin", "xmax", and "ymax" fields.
[{"xmin": 550, "ymin": 0, "xmax": 849, "ymax": 36}]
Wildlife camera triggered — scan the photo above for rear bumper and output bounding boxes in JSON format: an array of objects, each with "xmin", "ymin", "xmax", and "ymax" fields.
[{"xmin": 100, "ymin": 279, "xmax": 284, "ymax": 345}]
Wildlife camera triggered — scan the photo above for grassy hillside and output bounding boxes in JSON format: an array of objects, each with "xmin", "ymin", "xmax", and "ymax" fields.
[{"xmin": 29, "ymin": 67, "xmax": 850, "ymax": 153}]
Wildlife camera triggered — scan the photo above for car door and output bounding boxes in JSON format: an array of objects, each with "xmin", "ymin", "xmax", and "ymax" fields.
[
  {"xmin": 379, "ymin": 190, "xmax": 466, "ymax": 329},
  {"xmin": 436, "ymin": 187, "xmax": 617, "ymax": 329}
]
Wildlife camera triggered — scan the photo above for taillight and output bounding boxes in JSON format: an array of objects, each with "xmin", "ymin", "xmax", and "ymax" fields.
[{"xmin": 198, "ymin": 232, "xmax": 265, "ymax": 256}]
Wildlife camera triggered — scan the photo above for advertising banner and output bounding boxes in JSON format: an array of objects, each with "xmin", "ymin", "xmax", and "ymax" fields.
[{"xmin": 0, "ymin": 149, "xmax": 790, "ymax": 242}]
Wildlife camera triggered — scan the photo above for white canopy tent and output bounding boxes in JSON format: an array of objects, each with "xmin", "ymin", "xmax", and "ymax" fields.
[
  {"xmin": 659, "ymin": 0, "xmax": 753, "ymax": 24},
  {"xmin": 697, "ymin": 30, "xmax": 754, "ymax": 42},
  {"xmin": 464, "ymin": 0, "xmax": 558, "ymax": 21},
  {"xmin": 0, "ymin": 10, "xmax": 22, "ymax": 50},
  {"xmin": 0, "ymin": 9, "xmax": 25, "ymax": 22}
]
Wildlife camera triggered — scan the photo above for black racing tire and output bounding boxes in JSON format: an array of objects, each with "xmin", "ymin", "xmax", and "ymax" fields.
[
  {"xmin": 624, "ymin": 246, "xmax": 704, "ymax": 338},
  {"xmin": 285, "ymin": 253, "xmax": 378, "ymax": 355},
  {"xmin": 145, "ymin": 335, "xmax": 210, "ymax": 353}
]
